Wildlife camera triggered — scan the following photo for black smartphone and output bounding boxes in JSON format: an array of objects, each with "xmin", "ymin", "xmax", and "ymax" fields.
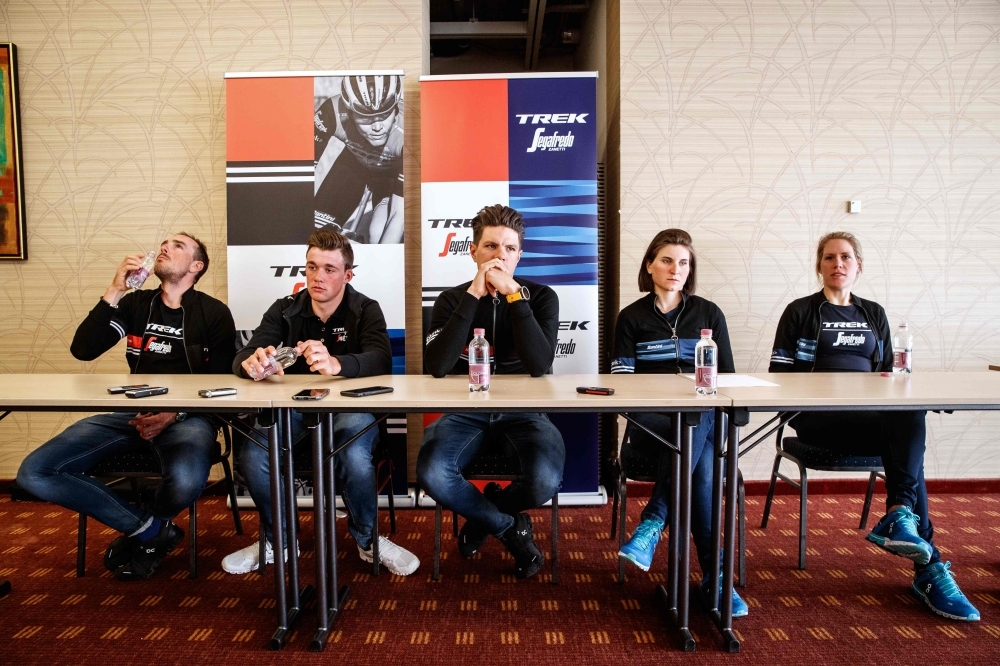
[
  {"xmin": 577, "ymin": 386, "xmax": 614, "ymax": 396},
  {"xmin": 199, "ymin": 388, "xmax": 237, "ymax": 398},
  {"xmin": 108, "ymin": 384, "xmax": 150, "ymax": 394},
  {"xmin": 293, "ymin": 388, "xmax": 330, "ymax": 401},
  {"xmin": 340, "ymin": 386, "xmax": 394, "ymax": 398},
  {"xmin": 125, "ymin": 386, "xmax": 169, "ymax": 399}
]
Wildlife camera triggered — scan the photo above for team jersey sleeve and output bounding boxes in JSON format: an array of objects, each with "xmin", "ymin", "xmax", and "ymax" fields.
[
  {"xmin": 610, "ymin": 309, "xmax": 636, "ymax": 373},
  {"xmin": 70, "ymin": 293, "xmax": 135, "ymax": 362},
  {"xmin": 423, "ymin": 290, "xmax": 477, "ymax": 378},
  {"xmin": 769, "ymin": 303, "xmax": 800, "ymax": 372},
  {"xmin": 712, "ymin": 306, "xmax": 736, "ymax": 373}
]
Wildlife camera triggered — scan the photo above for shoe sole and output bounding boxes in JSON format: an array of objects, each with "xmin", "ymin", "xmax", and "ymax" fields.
[
  {"xmin": 911, "ymin": 584, "xmax": 980, "ymax": 622},
  {"xmin": 618, "ymin": 551, "xmax": 651, "ymax": 572},
  {"xmin": 222, "ymin": 557, "xmax": 273, "ymax": 575},
  {"xmin": 865, "ymin": 533, "xmax": 932, "ymax": 565},
  {"xmin": 358, "ymin": 549, "xmax": 419, "ymax": 576}
]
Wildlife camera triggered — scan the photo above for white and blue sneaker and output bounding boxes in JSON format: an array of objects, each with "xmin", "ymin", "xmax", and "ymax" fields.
[
  {"xmin": 866, "ymin": 506, "xmax": 934, "ymax": 565},
  {"xmin": 700, "ymin": 573, "xmax": 749, "ymax": 618},
  {"xmin": 912, "ymin": 562, "xmax": 980, "ymax": 622},
  {"xmin": 618, "ymin": 518, "xmax": 664, "ymax": 572}
]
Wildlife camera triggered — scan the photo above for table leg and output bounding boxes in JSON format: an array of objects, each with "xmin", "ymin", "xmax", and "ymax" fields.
[
  {"xmin": 707, "ymin": 407, "xmax": 725, "ymax": 612},
  {"xmin": 311, "ymin": 413, "xmax": 350, "ymax": 652},
  {"xmin": 665, "ymin": 415, "xmax": 681, "ymax": 612},
  {"xmin": 0, "ymin": 580, "xmax": 10, "ymax": 598},
  {"xmin": 282, "ymin": 409, "xmax": 313, "ymax": 616},
  {"xmin": 711, "ymin": 408, "xmax": 746, "ymax": 652},
  {"xmin": 310, "ymin": 414, "xmax": 330, "ymax": 651},
  {"xmin": 267, "ymin": 415, "xmax": 289, "ymax": 651}
]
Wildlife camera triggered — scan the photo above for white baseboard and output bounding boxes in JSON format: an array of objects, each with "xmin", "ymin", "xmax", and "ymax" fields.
[{"xmin": 415, "ymin": 486, "xmax": 607, "ymax": 508}]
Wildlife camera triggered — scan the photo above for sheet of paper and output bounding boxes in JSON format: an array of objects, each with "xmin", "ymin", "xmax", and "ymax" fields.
[{"xmin": 680, "ymin": 374, "xmax": 779, "ymax": 388}]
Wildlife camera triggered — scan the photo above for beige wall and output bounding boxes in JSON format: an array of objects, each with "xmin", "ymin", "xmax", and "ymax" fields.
[
  {"xmin": 0, "ymin": 1, "xmax": 422, "ymax": 479},
  {"xmin": 621, "ymin": 0, "xmax": 1000, "ymax": 479}
]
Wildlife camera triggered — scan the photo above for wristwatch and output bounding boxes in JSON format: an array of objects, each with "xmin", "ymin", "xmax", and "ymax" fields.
[
  {"xmin": 506, "ymin": 286, "xmax": 530, "ymax": 304},
  {"xmin": 174, "ymin": 412, "xmax": 188, "ymax": 423}
]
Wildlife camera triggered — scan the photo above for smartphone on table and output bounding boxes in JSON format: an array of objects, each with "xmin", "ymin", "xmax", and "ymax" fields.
[
  {"xmin": 340, "ymin": 386, "xmax": 394, "ymax": 398},
  {"xmin": 108, "ymin": 384, "xmax": 150, "ymax": 394},
  {"xmin": 293, "ymin": 389, "xmax": 330, "ymax": 401}
]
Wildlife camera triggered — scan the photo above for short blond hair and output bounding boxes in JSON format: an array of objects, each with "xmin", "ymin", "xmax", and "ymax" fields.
[{"xmin": 816, "ymin": 231, "xmax": 863, "ymax": 276}]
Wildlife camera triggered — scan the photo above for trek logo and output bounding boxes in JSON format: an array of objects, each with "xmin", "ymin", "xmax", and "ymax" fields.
[
  {"xmin": 823, "ymin": 321, "xmax": 869, "ymax": 329},
  {"xmin": 428, "ymin": 218, "xmax": 474, "ymax": 229},
  {"xmin": 558, "ymin": 320, "xmax": 590, "ymax": 331},
  {"xmin": 143, "ymin": 337, "xmax": 173, "ymax": 354},
  {"xmin": 554, "ymin": 338, "xmax": 577, "ymax": 358},
  {"xmin": 328, "ymin": 326, "xmax": 347, "ymax": 343},
  {"xmin": 145, "ymin": 323, "xmax": 182, "ymax": 336},
  {"xmin": 832, "ymin": 332, "xmax": 867, "ymax": 347},
  {"xmin": 439, "ymin": 233, "xmax": 472, "ymax": 257},
  {"xmin": 527, "ymin": 128, "xmax": 575, "ymax": 153},
  {"xmin": 272, "ymin": 266, "xmax": 307, "ymax": 277},
  {"xmin": 515, "ymin": 113, "xmax": 588, "ymax": 124}
]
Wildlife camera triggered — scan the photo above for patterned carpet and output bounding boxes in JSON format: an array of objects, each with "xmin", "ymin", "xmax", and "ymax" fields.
[{"xmin": 2, "ymin": 490, "xmax": 999, "ymax": 665}]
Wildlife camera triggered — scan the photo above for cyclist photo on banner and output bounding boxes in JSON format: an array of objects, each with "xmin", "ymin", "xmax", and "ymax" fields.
[{"xmin": 314, "ymin": 74, "xmax": 404, "ymax": 245}]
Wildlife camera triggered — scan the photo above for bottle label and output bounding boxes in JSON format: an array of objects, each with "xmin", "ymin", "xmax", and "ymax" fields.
[
  {"xmin": 469, "ymin": 364, "xmax": 490, "ymax": 386},
  {"xmin": 125, "ymin": 267, "xmax": 150, "ymax": 289},
  {"xmin": 893, "ymin": 350, "xmax": 911, "ymax": 371},
  {"xmin": 696, "ymin": 366, "xmax": 717, "ymax": 389}
]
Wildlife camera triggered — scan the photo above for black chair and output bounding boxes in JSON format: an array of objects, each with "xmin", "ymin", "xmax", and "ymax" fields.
[
  {"xmin": 432, "ymin": 448, "xmax": 559, "ymax": 583},
  {"xmin": 760, "ymin": 423, "xmax": 884, "ymax": 569},
  {"xmin": 77, "ymin": 424, "xmax": 243, "ymax": 578},
  {"xmin": 259, "ymin": 418, "xmax": 398, "ymax": 576},
  {"xmin": 610, "ymin": 423, "xmax": 746, "ymax": 587}
]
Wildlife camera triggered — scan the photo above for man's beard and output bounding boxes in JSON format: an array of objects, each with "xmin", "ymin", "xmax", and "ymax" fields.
[{"xmin": 154, "ymin": 263, "xmax": 186, "ymax": 284}]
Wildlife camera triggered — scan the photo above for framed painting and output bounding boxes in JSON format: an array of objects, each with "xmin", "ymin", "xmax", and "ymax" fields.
[{"xmin": 0, "ymin": 43, "xmax": 25, "ymax": 260}]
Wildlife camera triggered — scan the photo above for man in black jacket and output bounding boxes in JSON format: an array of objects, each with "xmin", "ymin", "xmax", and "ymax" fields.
[
  {"xmin": 417, "ymin": 204, "xmax": 565, "ymax": 580},
  {"xmin": 17, "ymin": 233, "xmax": 236, "ymax": 581},
  {"xmin": 222, "ymin": 230, "xmax": 419, "ymax": 577}
]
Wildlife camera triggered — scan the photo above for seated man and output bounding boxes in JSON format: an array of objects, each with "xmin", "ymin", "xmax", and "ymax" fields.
[
  {"xmin": 18, "ymin": 233, "xmax": 236, "ymax": 580},
  {"xmin": 417, "ymin": 204, "xmax": 565, "ymax": 580},
  {"xmin": 223, "ymin": 230, "xmax": 418, "ymax": 576}
]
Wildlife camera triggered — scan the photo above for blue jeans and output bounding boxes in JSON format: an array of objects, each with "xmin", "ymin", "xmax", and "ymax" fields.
[
  {"xmin": 16, "ymin": 412, "xmax": 218, "ymax": 533},
  {"xmin": 238, "ymin": 411, "xmax": 379, "ymax": 549},
  {"xmin": 417, "ymin": 412, "xmax": 566, "ymax": 536},
  {"xmin": 791, "ymin": 409, "xmax": 940, "ymax": 568},
  {"xmin": 621, "ymin": 410, "xmax": 718, "ymax": 575}
]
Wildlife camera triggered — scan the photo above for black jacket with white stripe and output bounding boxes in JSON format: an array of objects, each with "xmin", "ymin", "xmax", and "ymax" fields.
[
  {"xmin": 71, "ymin": 287, "xmax": 237, "ymax": 374},
  {"xmin": 768, "ymin": 290, "xmax": 892, "ymax": 373}
]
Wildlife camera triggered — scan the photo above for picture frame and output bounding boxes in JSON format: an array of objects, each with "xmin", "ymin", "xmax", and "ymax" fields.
[{"xmin": 0, "ymin": 43, "xmax": 26, "ymax": 260}]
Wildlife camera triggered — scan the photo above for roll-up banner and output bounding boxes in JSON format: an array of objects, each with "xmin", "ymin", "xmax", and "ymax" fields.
[
  {"xmin": 420, "ymin": 73, "xmax": 602, "ymax": 504},
  {"xmin": 225, "ymin": 70, "xmax": 408, "ymax": 502}
]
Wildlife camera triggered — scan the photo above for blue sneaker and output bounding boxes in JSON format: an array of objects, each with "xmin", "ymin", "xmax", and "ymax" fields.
[
  {"xmin": 618, "ymin": 518, "xmax": 663, "ymax": 572},
  {"xmin": 912, "ymin": 562, "xmax": 980, "ymax": 622},
  {"xmin": 865, "ymin": 506, "xmax": 933, "ymax": 565},
  {"xmin": 700, "ymin": 574, "xmax": 749, "ymax": 618}
]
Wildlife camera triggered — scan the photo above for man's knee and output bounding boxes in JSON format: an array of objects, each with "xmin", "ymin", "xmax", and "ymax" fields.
[{"xmin": 15, "ymin": 454, "xmax": 47, "ymax": 496}]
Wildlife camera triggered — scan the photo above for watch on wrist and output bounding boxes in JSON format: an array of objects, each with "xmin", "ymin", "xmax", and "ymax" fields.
[
  {"xmin": 174, "ymin": 412, "xmax": 188, "ymax": 423},
  {"xmin": 506, "ymin": 286, "xmax": 530, "ymax": 304}
]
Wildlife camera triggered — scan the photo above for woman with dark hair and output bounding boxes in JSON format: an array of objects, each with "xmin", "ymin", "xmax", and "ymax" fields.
[
  {"xmin": 769, "ymin": 231, "xmax": 978, "ymax": 622},
  {"xmin": 613, "ymin": 229, "xmax": 747, "ymax": 617}
]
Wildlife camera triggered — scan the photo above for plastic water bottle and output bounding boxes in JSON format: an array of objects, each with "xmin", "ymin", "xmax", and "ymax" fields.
[
  {"xmin": 125, "ymin": 251, "xmax": 156, "ymax": 290},
  {"xmin": 893, "ymin": 323, "xmax": 913, "ymax": 374},
  {"xmin": 468, "ymin": 328, "xmax": 490, "ymax": 392},
  {"xmin": 247, "ymin": 346, "xmax": 301, "ymax": 381},
  {"xmin": 695, "ymin": 329, "xmax": 718, "ymax": 395}
]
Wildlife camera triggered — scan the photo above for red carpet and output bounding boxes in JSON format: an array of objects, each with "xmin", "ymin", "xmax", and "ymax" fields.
[{"xmin": 2, "ymin": 491, "xmax": 999, "ymax": 665}]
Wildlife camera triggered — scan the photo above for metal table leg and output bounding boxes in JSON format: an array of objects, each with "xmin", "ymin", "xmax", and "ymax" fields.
[
  {"xmin": 266, "ymin": 414, "xmax": 290, "ymax": 650},
  {"xmin": 267, "ymin": 409, "xmax": 313, "ymax": 651},
  {"xmin": 655, "ymin": 412, "xmax": 696, "ymax": 652},
  {"xmin": 310, "ymin": 412, "xmax": 350, "ymax": 652},
  {"xmin": 709, "ymin": 407, "xmax": 747, "ymax": 652},
  {"xmin": 707, "ymin": 407, "xmax": 725, "ymax": 612}
]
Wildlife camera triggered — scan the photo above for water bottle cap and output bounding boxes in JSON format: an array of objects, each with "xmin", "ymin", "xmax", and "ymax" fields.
[
  {"xmin": 701, "ymin": 329, "xmax": 712, "ymax": 337},
  {"xmin": 473, "ymin": 328, "xmax": 485, "ymax": 336}
]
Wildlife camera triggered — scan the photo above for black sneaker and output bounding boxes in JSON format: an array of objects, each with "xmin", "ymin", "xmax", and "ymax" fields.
[
  {"xmin": 498, "ymin": 513, "xmax": 544, "ymax": 579},
  {"xmin": 458, "ymin": 483, "xmax": 503, "ymax": 558},
  {"xmin": 104, "ymin": 534, "xmax": 136, "ymax": 572},
  {"xmin": 113, "ymin": 521, "xmax": 184, "ymax": 581}
]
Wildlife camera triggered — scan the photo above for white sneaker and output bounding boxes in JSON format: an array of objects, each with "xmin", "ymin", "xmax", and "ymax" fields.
[
  {"xmin": 358, "ymin": 536, "xmax": 420, "ymax": 576},
  {"xmin": 221, "ymin": 540, "xmax": 298, "ymax": 574}
]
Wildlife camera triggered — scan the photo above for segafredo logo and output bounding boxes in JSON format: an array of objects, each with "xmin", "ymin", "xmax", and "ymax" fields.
[
  {"xmin": 555, "ymin": 338, "xmax": 577, "ymax": 359},
  {"xmin": 527, "ymin": 128, "xmax": 575, "ymax": 153},
  {"xmin": 438, "ymin": 232, "xmax": 473, "ymax": 257}
]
